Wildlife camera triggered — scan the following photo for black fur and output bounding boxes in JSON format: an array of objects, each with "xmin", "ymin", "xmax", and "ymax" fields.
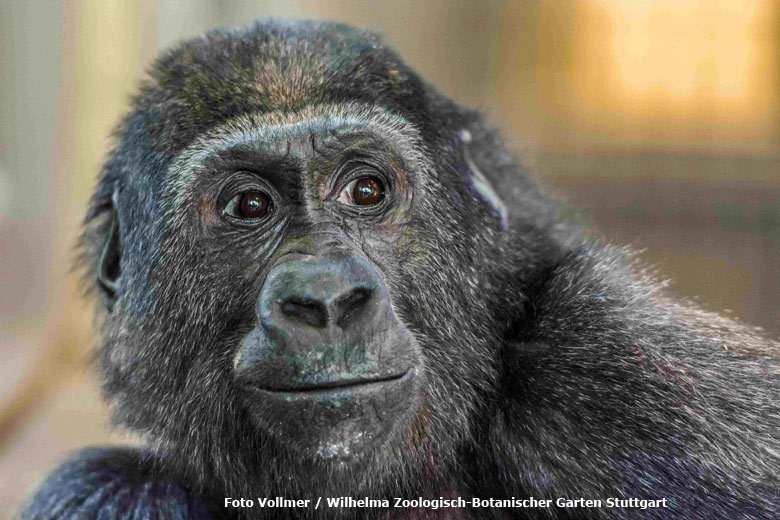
[{"xmin": 17, "ymin": 19, "xmax": 780, "ymax": 520}]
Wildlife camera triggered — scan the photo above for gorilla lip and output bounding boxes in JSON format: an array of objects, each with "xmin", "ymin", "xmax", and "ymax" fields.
[{"xmin": 244, "ymin": 369, "xmax": 412, "ymax": 397}]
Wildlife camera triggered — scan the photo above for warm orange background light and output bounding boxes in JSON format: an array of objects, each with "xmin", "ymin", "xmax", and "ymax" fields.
[{"xmin": 498, "ymin": 0, "xmax": 780, "ymax": 154}]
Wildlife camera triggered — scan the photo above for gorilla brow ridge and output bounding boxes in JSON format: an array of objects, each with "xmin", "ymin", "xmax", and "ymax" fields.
[{"xmin": 165, "ymin": 102, "xmax": 435, "ymax": 223}]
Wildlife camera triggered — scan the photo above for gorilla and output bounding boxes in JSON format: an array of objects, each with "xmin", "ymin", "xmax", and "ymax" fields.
[{"xmin": 17, "ymin": 19, "xmax": 780, "ymax": 520}]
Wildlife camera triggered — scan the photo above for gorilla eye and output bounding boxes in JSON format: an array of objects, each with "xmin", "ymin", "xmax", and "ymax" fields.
[
  {"xmin": 225, "ymin": 191, "xmax": 272, "ymax": 220},
  {"xmin": 339, "ymin": 177, "xmax": 385, "ymax": 206},
  {"xmin": 240, "ymin": 192, "xmax": 270, "ymax": 218}
]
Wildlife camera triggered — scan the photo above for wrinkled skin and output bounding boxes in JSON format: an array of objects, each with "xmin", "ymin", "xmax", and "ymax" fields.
[{"xmin": 17, "ymin": 19, "xmax": 780, "ymax": 520}]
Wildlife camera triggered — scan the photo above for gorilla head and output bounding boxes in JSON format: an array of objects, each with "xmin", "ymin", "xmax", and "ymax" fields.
[{"xmin": 82, "ymin": 19, "xmax": 555, "ymax": 503}]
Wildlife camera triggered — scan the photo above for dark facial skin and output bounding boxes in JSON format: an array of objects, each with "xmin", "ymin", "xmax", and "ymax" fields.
[
  {"xmin": 145, "ymin": 114, "xmax": 501, "ymax": 508},
  {"xmin": 194, "ymin": 126, "xmax": 425, "ymax": 461}
]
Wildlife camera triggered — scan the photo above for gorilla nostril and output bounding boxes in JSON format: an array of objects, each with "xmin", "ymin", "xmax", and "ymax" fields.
[
  {"xmin": 334, "ymin": 288, "xmax": 373, "ymax": 330},
  {"xmin": 280, "ymin": 298, "xmax": 327, "ymax": 328}
]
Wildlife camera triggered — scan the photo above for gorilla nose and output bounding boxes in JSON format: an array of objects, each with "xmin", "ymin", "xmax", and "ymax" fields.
[
  {"xmin": 236, "ymin": 251, "xmax": 415, "ymax": 391},
  {"xmin": 280, "ymin": 287, "xmax": 372, "ymax": 329},
  {"xmin": 258, "ymin": 253, "xmax": 381, "ymax": 339}
]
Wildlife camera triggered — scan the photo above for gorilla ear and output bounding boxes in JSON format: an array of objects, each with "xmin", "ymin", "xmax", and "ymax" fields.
[
  {"xmin": 97, "ymin": 199, "xmax": 121, "ymax": 309},
  {"xmin": 458, "ymin": 129, "xmax": 508, "ymax": 230}
]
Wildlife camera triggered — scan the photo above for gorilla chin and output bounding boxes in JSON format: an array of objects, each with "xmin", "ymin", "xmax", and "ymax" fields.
[{"xmin": 239, "ymin": 368, "xmax": 420, "ymax": 461}]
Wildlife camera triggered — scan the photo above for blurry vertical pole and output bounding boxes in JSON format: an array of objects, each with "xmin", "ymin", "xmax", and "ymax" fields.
[
  {"xmin": 0, "ymin": 0, "xmax": 159, "ymax": 447},
  {"xmin": 491, "ymin": 0, "xmax": 566, "ymax": 150},
  {"xmin": 0, "ymin": 2, "xmax": 64, "ymax": 436},
  {"xmin": 51, "ymin": 0, "xmax": 159, "ymax": 364}
]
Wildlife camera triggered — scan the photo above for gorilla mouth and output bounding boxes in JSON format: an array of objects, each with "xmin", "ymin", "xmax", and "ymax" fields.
[
  {"xmin": 238, "ymin": 366, "xmax": 419, "ymax": 460},
  {"xmin": 245, "ymin": 369, "xmax": 412, "ymax": 397}
]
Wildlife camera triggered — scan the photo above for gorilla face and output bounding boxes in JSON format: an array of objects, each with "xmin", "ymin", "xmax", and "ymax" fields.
[
  {"xmin": 94, "ymin": 95, "xmax": 509, "ymax": 496},
  {"xmin": 213, "ymin": 120, "xmax": 427, "ymax": 460}
]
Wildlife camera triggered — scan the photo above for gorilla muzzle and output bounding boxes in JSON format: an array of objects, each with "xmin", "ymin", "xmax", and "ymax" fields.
[{"xmin": 233, "ymin": 251, "xmax": 421, "ymax": 458}]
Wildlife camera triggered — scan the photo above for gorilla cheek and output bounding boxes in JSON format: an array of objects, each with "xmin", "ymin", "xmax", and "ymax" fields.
[{"xmin": 234, "ymin": 252, "xmax": 424, "ymax": 460}]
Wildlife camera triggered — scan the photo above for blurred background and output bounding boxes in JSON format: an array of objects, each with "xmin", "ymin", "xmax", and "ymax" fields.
[{"xmin": 1, "ymin": 0, "xmax": 778, "ymax": 514}]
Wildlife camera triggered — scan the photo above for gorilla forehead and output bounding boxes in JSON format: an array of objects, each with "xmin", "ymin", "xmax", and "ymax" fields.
[
  {"xmin": 166, "ymin": 102, "xmax": 434, "ymax": 213},
  {"xmin": 136, "ymin": 19, "xmax": 440, "ymax": 159}
]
